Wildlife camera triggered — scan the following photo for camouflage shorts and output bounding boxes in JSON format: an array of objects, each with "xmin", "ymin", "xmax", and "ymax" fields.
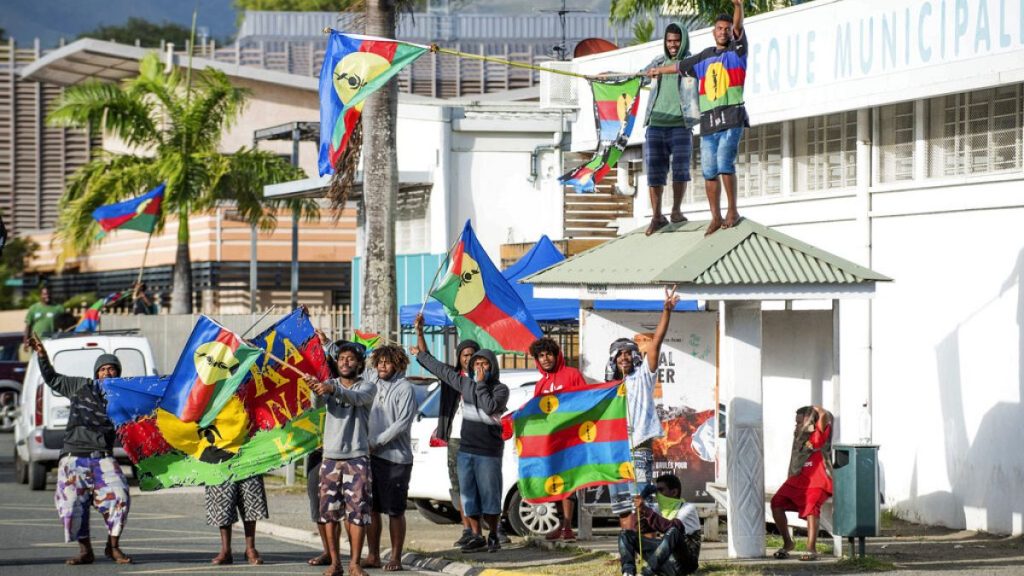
[{"xmin": 318, "ymin": 456, "xmax": 371, "ymax": 526}]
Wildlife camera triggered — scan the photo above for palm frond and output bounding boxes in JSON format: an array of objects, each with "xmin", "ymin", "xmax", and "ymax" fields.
[
  {"xmin": 214, "ymin": 148, "xmax": 313, "ymax": 232},
  {"xmin": 46, "ymin": 81, "xmax": 160, "ymax": 149}
]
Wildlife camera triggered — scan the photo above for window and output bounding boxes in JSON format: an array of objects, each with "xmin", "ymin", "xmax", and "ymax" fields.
[
  {"xmin": 736, "ymin": 123, "xmax": 783, "ymax": 198},
  {"xmin": 878, "ymin": 102, "xmax": 915, "ymax": 183},
  {"xmin": 52, "ymin": 349, "xmax": 105, "ymax": 380},
  {"xmin": 928, "ymin": 85, "xmax": 1023, "ymax": 177},
  {"xmin": 114, "ymin": 348, "xmax": 147, "ymax": 377},
  {"xmin": 794, "ymin": 111, "xmax": 857, "ymax": 191}
]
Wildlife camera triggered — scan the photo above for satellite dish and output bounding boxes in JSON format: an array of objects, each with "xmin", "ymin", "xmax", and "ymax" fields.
[{"xmin": 574, "ymin": 38, "xmax": 618, "ymax": 58}]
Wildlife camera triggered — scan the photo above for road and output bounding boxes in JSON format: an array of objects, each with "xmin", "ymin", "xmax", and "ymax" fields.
[{"xmin": 0, "ymin": 433, "xmax": 437, "ymax": 576}]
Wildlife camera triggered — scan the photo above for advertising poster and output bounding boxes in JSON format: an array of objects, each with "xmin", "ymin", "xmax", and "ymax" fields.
[{"xmin": 580, "ymin": 309, "xmax": 718, "ymax": 502}]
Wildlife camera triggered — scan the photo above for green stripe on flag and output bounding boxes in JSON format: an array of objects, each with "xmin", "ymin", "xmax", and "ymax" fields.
[
  {"xmin": 198, "ymin": 343, "xmax": 263, "ymax": 429},
  {"xmin": 118, "ymin": 213, "xmax": 158, "ymax": 234},
  {"xmin": 699, "ymin": 86, "xmax": 745, "ymax": 112},
  {"xmin": 347, "ymin": 43, "xmax": 428, "ymax": 112},
  {"xmin": 514, "ymin": 395, "xmax": 626, "ymax": 437},
  {"xmin": 518, "ymin": 462, "xmax": 628, "ymax": 502}
]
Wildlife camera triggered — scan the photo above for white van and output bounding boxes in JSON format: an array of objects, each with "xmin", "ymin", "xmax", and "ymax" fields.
[{"xmin": 13, "ymin": 331, "xmax": 158, "ymax": 490}]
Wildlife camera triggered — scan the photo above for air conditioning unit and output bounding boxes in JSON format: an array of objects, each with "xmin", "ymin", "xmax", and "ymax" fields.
[{"xmin": 540, "ymin": 61, "xmax": 580, "ymax": 109}]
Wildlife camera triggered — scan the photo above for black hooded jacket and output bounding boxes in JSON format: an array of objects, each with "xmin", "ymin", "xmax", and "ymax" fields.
[
  {"xmin": 38, "ymin": 353, "xmax": 121, "ymax": 455},
  {"xmin": 417, "ymin": 348, "xmax": 509, "ymax": 457},
  {"xmin": 436, "ymin": 339, "xmax": 479, "ymax": 441}
]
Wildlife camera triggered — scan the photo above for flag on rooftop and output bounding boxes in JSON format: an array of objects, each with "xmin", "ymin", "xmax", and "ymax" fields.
[
  {"xmin": 91, "ymin": 183, "xmax": 165, "ymax": 238},
  {"xmin": 560, "ymin": 78, "xmax": 641, "ymax": 192}
]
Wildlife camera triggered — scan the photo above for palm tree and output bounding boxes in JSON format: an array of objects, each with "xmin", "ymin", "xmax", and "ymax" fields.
[{"xmin": 47, "ymin": 53, "xmax": 317, "ymax": 313}]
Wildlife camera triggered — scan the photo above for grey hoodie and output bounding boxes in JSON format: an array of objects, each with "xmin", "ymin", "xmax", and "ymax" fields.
[
  {"xmin": 642, "ymin": 23, "xmax": 698, "ymax": 128},
  {"xmin": 416, "ymin": 348, "xmax": 509, "ymax": 458},
  {"xmin": 368, "ymin": 371, "xmax": 417, "ymax": 464},
  {"xmin": 319, "ymin": 374, "xmax": 377, "ymax": 460}
]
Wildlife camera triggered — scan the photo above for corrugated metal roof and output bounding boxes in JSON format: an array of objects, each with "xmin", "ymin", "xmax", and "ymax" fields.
[{"xmin": 524, "ymin": 218, "xmax": 891, "ymax": 287}]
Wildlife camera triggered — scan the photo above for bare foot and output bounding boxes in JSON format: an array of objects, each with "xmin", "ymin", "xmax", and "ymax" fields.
[
  {"xmin": 211, "ymin": 550, "xmax": 233, "ymax": 565},
  {"xmin": 361, "ymin": 555, "xmax": 382, "ymax": 568},
  {"xmin": 348, "ymin": 561, "xmax": 369, "ymax": 576},
  {"xmin": 384, "ymin": 558, "xmax": 405, "ymax": 571},
  {"xmin": 66, "ymin": 551, "xmax": 95, "ymax": 565},
  {"xmin": 245, "ymin": 548, "xmax": 263, "ymax": 565},
  {"xmin": 105, "ymin": 544, "xmax": 133, "ymax": 564},
  {"xmin": 705, "ymin": 219, "xmax": 723, "ymax": 236},
  {"xmin": 308, "ymin": 552, "xmax": 332, "ymax": 566},
  {"xmin": 323, "ymin": 563, "xmax": 345, "ymax": 576},
  {"xmin": 722, "ymin": 212, "xmax": 741, "ymax": 228},
  {"xmin": 670, "ymin": 211, "xmax": 688, "ymax": 224},
  {"xmin": 645, "ymin": 215, "xmax": 669, "ymax": 236}
]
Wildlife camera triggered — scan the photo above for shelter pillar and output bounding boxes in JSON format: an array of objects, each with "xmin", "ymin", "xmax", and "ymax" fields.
[{"xmin": 722, "ymin": 300, "xmax": 765, "ymax": 559}]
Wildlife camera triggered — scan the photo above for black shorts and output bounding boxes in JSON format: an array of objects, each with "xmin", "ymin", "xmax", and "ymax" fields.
[{"xmin": 370, "ymin": 456, "xmax": 412, "ymax": 516}]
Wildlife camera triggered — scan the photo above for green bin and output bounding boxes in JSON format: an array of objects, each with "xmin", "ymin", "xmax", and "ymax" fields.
[{"xmin": 832, "ymin": 444, "xmax": 880, "ymax": 542}]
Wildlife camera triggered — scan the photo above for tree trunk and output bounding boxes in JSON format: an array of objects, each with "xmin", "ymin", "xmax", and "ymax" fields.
[
  {"xmin": 170, "ymin": 209, "xmax": 193, "ymax": 314},
  {"xmin": 359, "ymin": 0, "xmax": 399, "ymax": 340}
]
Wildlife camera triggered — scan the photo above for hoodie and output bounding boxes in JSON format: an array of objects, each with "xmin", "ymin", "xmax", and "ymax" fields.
[
  {"xmin": 417, "ymin": 348, "xmax": 509, "ymax": 457},
  {"xmin": 38, "ymin": 352, "xmax": 122, "ymax": 455},
  {"xmin": 436, "ymin": 339, "xmax": 479, "ymax": 441},
  {"xmin": 532, "ymin": 349, "xmax": 587, "ymax": 397},
  {"xmin": 642, "ymin": 23, "xmax": 698, "ymax": 129},
  {"xmin": 368, "ymin": 370, "xmax": 417, "ymax": 464},
  {"xmin": 319, "ymin": 373, "xmax": 377, "ymax": 460}
]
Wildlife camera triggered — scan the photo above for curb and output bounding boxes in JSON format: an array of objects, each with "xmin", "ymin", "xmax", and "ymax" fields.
[{"xmin": 247, "ymin": 520, "xmax": 321, "ymax": 547}]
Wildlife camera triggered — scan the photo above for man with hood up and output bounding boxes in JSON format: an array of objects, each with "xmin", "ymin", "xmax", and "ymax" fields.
[
  {"xmin": 362, "ymin": 344, "xmax": 417, "ymax": 572},
  {"xmin": 27, "ymin": 334, "xmax": 132, "ymax": 565},
  {"xmin": 529, "ymin": 337, "xmax": 587, "ymax": 541},
  {"xmin": 411, "ymin": 330, "xmax": 509, "ymax": 554},
  {"xmin": 414, "ymin": 315, "xmax": 482, "ymax": 546},
  {"xmin": 639, "ymin": 23, "xmax": 699, "ymax": 236}
]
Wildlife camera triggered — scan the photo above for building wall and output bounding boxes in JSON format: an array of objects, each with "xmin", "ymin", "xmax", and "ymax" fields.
[{"xmin": 554, "ymin": 0, "xmax": 1024, "ymax": 533}]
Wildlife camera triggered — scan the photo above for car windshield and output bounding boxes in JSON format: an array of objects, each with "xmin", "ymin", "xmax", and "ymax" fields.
[
  {"xmin": 419, "ymin": 387, "xmax": 441, "ymax": 418},
  {"xmin": 0, "ymin": 339, "xmax": 19, "ymax": 361},
  {"xmin": 52, "ymin": 346, "xmax": 148, "ymax": 378}
]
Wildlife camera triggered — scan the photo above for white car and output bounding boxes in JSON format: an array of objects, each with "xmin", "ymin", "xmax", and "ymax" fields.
[
  {"xmin": 13, "ymin": 331, "xmax": 158, "ymax": 490},
  {"xmin": 409, "ymin": 369, "xmax": 576, "ymax": 537}
]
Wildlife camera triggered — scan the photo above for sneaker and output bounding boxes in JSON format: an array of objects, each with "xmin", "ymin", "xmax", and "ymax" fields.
[
  {"xmin": 544, "ymin": 528, "xmax": 563, "ymax": 541},
  {"xmin": 460, "ymin": 535, "xmax": 486, "ymax": 553},
  {"xmin": 496, "ymin": 526, "xmax": 511, "ymax": 544},
  {"xmin": 454, "ymin": 528, "xmax": 474, "ymax": 547},
  {"xmin": 560, "ymin": 527, "xmax": 576, "ymax": 542},
  {"xmin": 487, "ymin": 532, "xmax": 501, "ymax": 553}
]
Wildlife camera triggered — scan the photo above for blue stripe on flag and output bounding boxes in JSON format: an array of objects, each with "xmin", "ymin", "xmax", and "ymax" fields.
[
  {"xmin": 514, "ymin": 382, "xmax": 620, "ymax": 420},
  {"xmin": 518, "ymin": 439, "xmax": 631, "ymax": 479}
]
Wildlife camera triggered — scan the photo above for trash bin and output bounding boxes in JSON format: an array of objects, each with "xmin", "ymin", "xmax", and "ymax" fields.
[{"xmin": 832, "ymin": 444, "xmax": 880, "ymax": 556}]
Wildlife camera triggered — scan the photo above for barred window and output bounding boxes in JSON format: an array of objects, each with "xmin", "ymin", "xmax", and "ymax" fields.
[
  {"xmin": 877, "ymin": 102, "xmax": 915, "ymax": 183},
  {"xmin": 928, "ymin": 85, "xmax": 1023, "ymax": 177},
  {"xmin": 794, "ymin": 111, "xmax": 857, "ymax": 191},
  {"xmin": 736, "ymin": 123, "xmax": 782, "ymax": 198}
]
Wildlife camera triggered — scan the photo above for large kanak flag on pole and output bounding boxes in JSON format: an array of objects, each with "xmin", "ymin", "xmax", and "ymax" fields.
[
  {"xmin": 91, "ymin": 183, "xmax": 165, "ymax": 237},
  {"xmin": 431, "ymin": 220, "xmax": 543, "ymax": 354}
]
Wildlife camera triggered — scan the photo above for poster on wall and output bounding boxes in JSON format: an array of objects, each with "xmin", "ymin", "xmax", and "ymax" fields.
[{"xmin": 580, "ymin": 309, "xmax": 718, "ymax": 502}]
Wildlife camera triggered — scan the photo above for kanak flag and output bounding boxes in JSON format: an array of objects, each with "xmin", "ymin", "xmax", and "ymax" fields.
[
  {"xmin": 91, "ymin": 183, "xmax": 165, "ymax": 237},
  {"xmin": 163, "ymin": 316, "xmax": 261, "ymax": 427},
  {"xmin": 560, "ymin": 78, "xmax": 641, "ymax": 193},
  {"xmin": 431, "ymin": 220, "xmax": 542, "ymax": 354}
]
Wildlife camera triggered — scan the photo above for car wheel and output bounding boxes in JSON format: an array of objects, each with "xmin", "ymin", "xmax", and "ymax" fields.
[
  {"xmin": 14, "ymin": 447, "xmax": 27, "ymax": 484},
  {"xmin": 413, "ymin": 499, "xmax": 461, "ymax": 524},
  {"xmin": 0, "ymin": 389, "xmax": 18, "ymax": 433},
  {"xmin": 507, "ymin": 488, "xmax": 560, "ymax": 537},
  {"xmin": 28, "ymin": 459, "xmax": 47, "ymax": 491}
]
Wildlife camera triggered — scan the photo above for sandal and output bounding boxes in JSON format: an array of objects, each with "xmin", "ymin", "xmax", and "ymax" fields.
[
  {"xmin": 799, "ymin": 552, "xmax": 820, "ymax": 561},
  {"xmin": 772, "ymin": 548, "xmax": 791, "ymax": 559},
  {"xmin": 669, "ymin": 212, "xmax": 688, "ymax": 224},
  {"xmin": 308, "ymin": 552, "xmax": 332, "ymax": 566}
]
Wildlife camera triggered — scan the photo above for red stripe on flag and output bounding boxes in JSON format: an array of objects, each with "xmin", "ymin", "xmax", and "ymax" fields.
[
  {"xmin": 518, "ymin": 417, "xmax": 628, "ymax": 458},
  {"xmin": 359, "ymin": 40, "xmax": 398, "ymax": 61},
  {"xmin": 449, "ymin": 240, "xmax": 465, "ymax": 273},
  {"xmin": 329, "ymin": 107, "xmax": 362, "ymax": 170},
  {"xmin": 99, "ymin": 213, "xmax": 137, "ymax": 232},
  {"xmin": 595, "ymin": 101, "xmax": 620, "ymax": 121},
  {"xmin": 462, "ymin": 297, "xmax": 538, "ymax": 352},
  {"xmin": 141, "ymin": 196, "xmax": 162, "ymax": 216},
  {"xmin": 728, "ymin": 67, "xmax": 745, "ymax": 87}
]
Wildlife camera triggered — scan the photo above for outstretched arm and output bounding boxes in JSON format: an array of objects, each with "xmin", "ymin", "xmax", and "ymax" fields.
[
  {"xmin": 647, "ymin": 285, "xmax": 681, "ymax": 372},
  {"xmin": 414, "ymin": 313, "xmax": 429, "ymax": 356},
  {"xmin": 732, "ymin": 0, "xmax": 745, "ymax": 39}
]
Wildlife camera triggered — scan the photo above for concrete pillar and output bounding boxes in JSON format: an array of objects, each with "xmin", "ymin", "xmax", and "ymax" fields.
[{"xmin": 722, "ymin": 300, "xmax": 765, "ymax": 558}]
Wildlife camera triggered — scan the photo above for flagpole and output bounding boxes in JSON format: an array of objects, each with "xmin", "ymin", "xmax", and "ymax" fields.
[
  {"xmin": 418, "ymin": 234, "xmax": 461, "ymax": 318},
  {"xmin": 240, "ymin": 305, "xmax": 277, "ymax": 340},
  {"xmin": 135, "ymin": 231, "xmax": 154, "ymax": 288}
]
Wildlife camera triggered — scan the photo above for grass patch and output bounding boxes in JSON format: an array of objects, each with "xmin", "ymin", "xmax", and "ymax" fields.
[
  {"xmin": 880, "ymin": 508, "xmax": 900, "ymax": 529},
  {"xmin": 835, "ymin": 556, "xmax": 895, "ymax": 572},
  {"xmin": 531, "ymin": 554, "xmax": 621, "ymax": 576},
  {"xmin": 765, "ymin": 534, "xmax": 832, "ymax": 554},
  {"xmin": 698, "ymin": 563, "xmax": 763, "ymax": 575}
]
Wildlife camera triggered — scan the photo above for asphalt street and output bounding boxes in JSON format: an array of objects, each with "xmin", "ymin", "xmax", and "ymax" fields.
[{"xmin": 0, "ymin": 433, "xmax": 436, "ymax": 576}]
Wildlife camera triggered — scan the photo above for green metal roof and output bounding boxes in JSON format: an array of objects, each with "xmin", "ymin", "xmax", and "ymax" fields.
[{"xmin": 524, "ymin": 218, "xmax": 891, "ymax": 287}]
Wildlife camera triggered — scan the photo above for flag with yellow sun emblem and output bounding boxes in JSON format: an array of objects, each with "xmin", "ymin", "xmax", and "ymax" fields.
[{"xmin": 512, "ymin": 381, "xmax": 633, "ymax": 503}]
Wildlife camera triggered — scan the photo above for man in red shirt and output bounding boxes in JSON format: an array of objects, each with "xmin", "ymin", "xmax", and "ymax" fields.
[
  {"xmin": 529, "ymin": 337, "xmax": 588, "ymax": 541},
  {"xmin": 770, "ymin": 405, "xmax": 833, "ymax": 561}
]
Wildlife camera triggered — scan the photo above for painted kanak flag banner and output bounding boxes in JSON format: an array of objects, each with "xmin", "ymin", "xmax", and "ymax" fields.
[
  {"xmin": 560, "ymin": 78, "xmax": 642, "ymax": 193},
  {"xmin": 318, "ymin": 31, "xmax": 428, "ymax": 176},
  {"xmin": 104, "ymin": 307, "xmax": 331, "ymax": 490},
  {"xmin": 431, "ymin": 220, "xmax": 542, "ymax": 354},
  {"xmin": 91, "ymin": 183, "xmax": 165, "ymax": 237},
  {"xmin": 513, "ymin": 381, "xmax": 632, "ymax": 503},
  {"xmin": 163, "ymin": 316, "xmax": 261, "ymax": 426}
]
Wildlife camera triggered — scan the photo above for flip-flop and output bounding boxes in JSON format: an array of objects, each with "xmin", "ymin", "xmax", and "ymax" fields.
[
  {"xmin": 799, "ymin": 552, "xmax": 820, "ymax": 561},
  {"xmin": 308, "ymin": 553, "xmax": 332, "ymax": 566},
  {"xmin": 669, "ymin": 213, "xmax": 688, "ymax": 224},
  {"xmin": 772, "ymin": 548, "xmax": 791, "ymax": 559},
  {"xmin": 384, "ymin": 560, "xmax": 405, "ymax": 572}
]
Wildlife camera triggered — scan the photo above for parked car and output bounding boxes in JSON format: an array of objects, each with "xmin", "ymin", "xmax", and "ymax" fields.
[
  {"xmin": 13, "ymin": 330, "xmax": 158, "ymax": 490},
  {"xmin": 409, "ymin": 368, "xmax": 581, "ymax": 537},
  {"xmin": 0, "ymin": 332, "xmax": 28, "ymax": 432}
]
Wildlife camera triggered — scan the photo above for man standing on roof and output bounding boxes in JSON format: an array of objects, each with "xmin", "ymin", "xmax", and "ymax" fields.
[
  {"xmin": 648, "ymin": 0, "xmax": 748, "ymax": 236},
  {"xmin": 412, "ymin": 316, "xmax": 510, "ymax": 553},
  {"xmin": 26, "ymin": 334, "xmax": 132, "ymax": 566},
  {"xmin": 607, "ymin": 287, "xmax": 681, "ymax": 531},
  {"xmin": 529, "ymin": 336, "xmax": 588, "ymax": 541},
  {"xmin": 639, "ymin": 22, "xmax": 698, "ymax": 236}
]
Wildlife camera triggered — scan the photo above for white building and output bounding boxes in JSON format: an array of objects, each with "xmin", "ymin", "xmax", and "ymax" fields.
[{"xmin": 551, "ymin": 0, "xmax": 1024, "ymax": 534}]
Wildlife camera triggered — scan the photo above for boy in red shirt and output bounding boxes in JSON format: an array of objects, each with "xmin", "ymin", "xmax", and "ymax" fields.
[{"xmin": 770, "ymin": 405, "xmax": 833, "ymax": 561}]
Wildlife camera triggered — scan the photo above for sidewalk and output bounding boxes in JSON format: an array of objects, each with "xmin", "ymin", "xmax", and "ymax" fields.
[{"xmin": 254, "ymin": 484, "xmax": 1024, "ymax": 576}]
